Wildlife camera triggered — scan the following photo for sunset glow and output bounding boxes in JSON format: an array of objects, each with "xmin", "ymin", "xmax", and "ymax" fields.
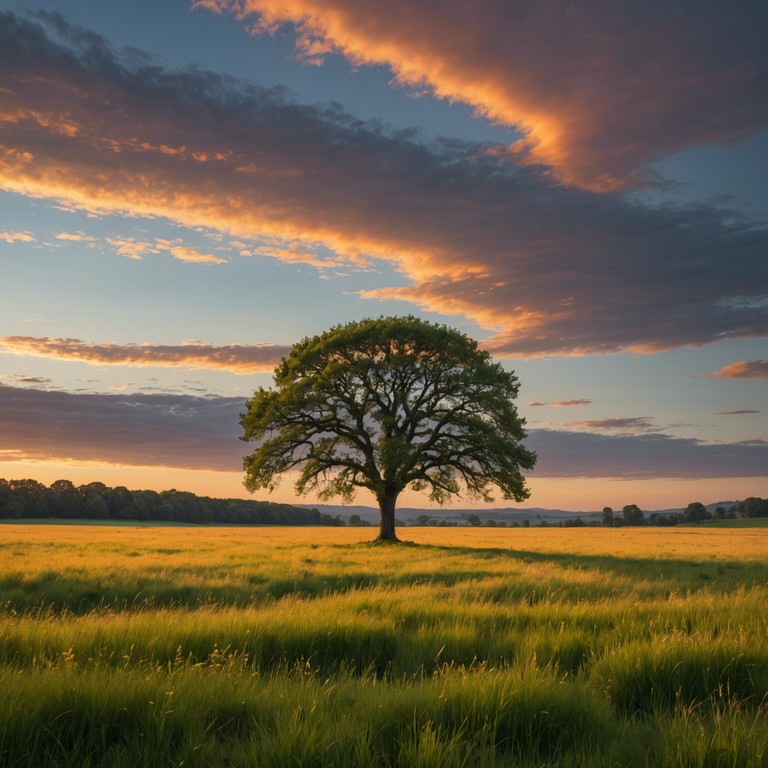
[{"xmin": 1, "ymin": 1, "xmax": 765, "ymax": 512}]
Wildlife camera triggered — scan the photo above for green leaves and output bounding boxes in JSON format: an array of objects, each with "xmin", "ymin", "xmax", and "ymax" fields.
[{"xmin": 241, "ymin": 317, "xmax": 536, "ymax": 532}]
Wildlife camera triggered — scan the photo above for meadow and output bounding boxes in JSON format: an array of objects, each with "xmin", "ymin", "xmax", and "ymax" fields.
[{"xmin": 1, "ymin": 524, "xmax": 767, "ymax": 767}]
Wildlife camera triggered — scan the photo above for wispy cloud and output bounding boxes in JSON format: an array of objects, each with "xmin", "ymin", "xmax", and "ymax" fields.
[
  {"xmin": 0, "ymin": 11, "xmax": 766, "ymax": 356},
  {"xmin": 706, "ymin": 360, "xmax": 768, "ymax": 379},
  {"xmin": 104, "ymin": 236, "xmax": 227, "ymax": 263},
  {"xmin": 0, "ymin": 374, "xmax": 53, "ymax": 386},
  {"xmin": 0, "ymin": 336, "xmax": 290, "ymax": 373},
  {"xmin": 166, "ymin": 244, "xmax": 227, "ymax": 264},
  {"xmin": 199, "ymin": 0, "xmax": 768, "ymax": 190},
  {"xmin": 563, "ymin": 417, "xmax": 656, "ymax": 433},
  {"xmin": 713, "ymin": 409, "xmax": 761, "ymax": 416},
  {"xmin": 155, "ymin": 238, "xmax": 229, "ymax": 264},
  {"xmin": 105, "ymin": 237, "xmax": 158, "ymax": 260},
  {"xmin": 529, "ymin": 399, "xmax": 592, "ymax": 408},
  {"xmin": 55, "ymin": 231, "xmax": 96, "ymax": 242},
  {"xmin": 252, "ymin": 244, "xmax": 367, "ymax": 270}
]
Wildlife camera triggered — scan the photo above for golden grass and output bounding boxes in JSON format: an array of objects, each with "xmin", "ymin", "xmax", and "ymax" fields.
[
  {"xmin": 2, "ymin": 523, "xmax": 768, "ymax": 766},
  {"xmin": 4, "ymin": 521, "xmax": 767, "ymax": 566}
]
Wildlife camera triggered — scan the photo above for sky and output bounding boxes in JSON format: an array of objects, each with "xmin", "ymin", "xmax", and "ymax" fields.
[{"xmin": 0, "ymin": 0, "xmax": 766, "ymax": 512}]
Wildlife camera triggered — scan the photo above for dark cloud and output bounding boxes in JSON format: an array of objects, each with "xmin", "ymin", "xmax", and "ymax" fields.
[
  {"xmin": 1, "ymin": 385, "xmax": 765, "ymax": 480},
  {"xmin": 3, "ymin": 375, "xmax": 54, "ymax": 385},
  {"xmin": 0, "ymin": 11, "xmax": 766, "ymax": 356},
  {"xmin": 202, "ymin": 0, "xmax": 768, "ymax": 190},
  {"xmin": 0, "ymin": 384, "xmax": 244, "ymax": 470},
  {"xmin": 713, "ymin": 410, "xmax": 761, "ymax": 416},
  {"xmin": 527, "ymin": 429, "xmax": 768, "ymax": 479}
]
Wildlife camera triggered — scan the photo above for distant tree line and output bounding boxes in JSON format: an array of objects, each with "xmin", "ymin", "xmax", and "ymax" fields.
[
  {"xmin": 405, "ymin": 498, "xmax": 766, "ymax": 528},
  {"xmin": 600, "ymin": 499, "xmax": 765, "ymax": 527},
  {"xmin": 0, "ymin": 478, "xmax": 345, "ymax": 526},
  {"xmin": 4, "ymin": 478, "xmax": 762, "ymax": 529}
]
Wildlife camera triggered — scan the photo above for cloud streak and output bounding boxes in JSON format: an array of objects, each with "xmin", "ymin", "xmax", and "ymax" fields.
[
  {"xmin": 0, "ymin": 11, "xmax": 766, "ymax": 356},
  {"xmin": 706, "ymin": 360, "xmax": 768, "ymax": 380},
  {"xmin": 0, "ymin": 336, "xmax": 290, "ymax": 373},
  {"xmin": 0, "ymin": 374, "xmax": 53, "ymax": 386},
  {"xmin": 251, "ymin": 244, "xmax": 367, "ymax": 270},
  {"xmin": 56, "ymin": 231, "xmax": 96, "ymax": 242},
  {"xmin": 2, "ymin": 385, "xmax": 765, "ymax": 479},
  {"xmin": 199, "ymin": 0, "xmax": 768, "ymax": 190},
  {"xmin": 152, "ymin": 237, "xmax": 229, "ymax": 264},
  {"xmin": 529, "ymin": 399, "xmax": 592, "ymax": 408},
  {"xmin": 563, "ymin": 417, "xmax": 656, "ymax": 433},
  {"xmin": 164, "ymin": 244, "xmax": 228, "ymax": 264}
]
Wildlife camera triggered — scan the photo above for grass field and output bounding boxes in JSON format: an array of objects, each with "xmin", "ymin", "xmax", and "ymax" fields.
[{"xmin": 1, "ymin": 524, "xmax": 767, "ymax": 766}]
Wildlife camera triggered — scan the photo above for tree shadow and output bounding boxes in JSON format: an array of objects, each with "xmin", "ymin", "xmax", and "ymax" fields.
[{"xmin": 410, "ymin": 541, "xmax": 767, "ymax": 594}]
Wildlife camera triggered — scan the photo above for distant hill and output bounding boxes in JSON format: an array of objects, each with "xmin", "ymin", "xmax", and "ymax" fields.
[
  {"xmin": 298, "ymin": 501, "xmax": 741, "ymax": 525},
  {"xmin": 298, "ymin": 504, "xmax": 600, "ymax": 524},
  {"xmin": 652, "ymin": 501, "xmax": 739, "ymax": 517}
]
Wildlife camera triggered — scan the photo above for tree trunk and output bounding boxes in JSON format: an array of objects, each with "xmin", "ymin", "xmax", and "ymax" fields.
[{"xmin": 377, "ymin": 482, "xmax": 400, "ymax": 542}]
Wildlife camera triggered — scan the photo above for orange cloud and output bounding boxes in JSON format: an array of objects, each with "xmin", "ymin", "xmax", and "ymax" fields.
[
  {"xmin": 103, "ymin": 236, "xmax": 228, "ymax": 262},
  {"xmin": 199, "ymin": 0, "xmax": 768, "ymax": 190},
  {"xmin": 55, "ymin": 231, "xmax": 96, "ymax": 242},
  {"xmin": 252, "ymin": 244, "xmax": 367, "ymax": 269},
  {"xmin": 0, "ymin": 231, "xmax": 34, "ymax": 243},
  {"xmin": 1, "ymin": 11, "xmax": 766, "ymax": 357},
  {"xmin": 0, "ymin": 336, "xmax": 290, "ymax": 373},
  {"xmin": 706, "ymin": 360, "xmax": 768, "ymax": 380},
  {"xmin": 105, "ymin": 237, "xmax": 158, "ymax": 260},
  {"xmin": 166, "ymin": 244, "xmax": 228, "ymax": 264}
]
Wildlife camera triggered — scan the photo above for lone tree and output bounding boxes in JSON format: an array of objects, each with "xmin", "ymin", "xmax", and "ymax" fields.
[{"xmin": 240, "ymin": 317, "xmax": 536, "ymax": 541}]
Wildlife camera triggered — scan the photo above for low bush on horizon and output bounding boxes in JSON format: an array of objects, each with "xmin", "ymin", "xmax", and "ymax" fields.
[{"xmin": 1, "ymin": 525, "xmax": 767, "ymax": 766}]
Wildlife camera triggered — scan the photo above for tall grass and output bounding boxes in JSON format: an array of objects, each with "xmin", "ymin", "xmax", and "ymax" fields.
[{"xmin": 1, "ymin": 524, "xmax": 767, "ymax": 765}]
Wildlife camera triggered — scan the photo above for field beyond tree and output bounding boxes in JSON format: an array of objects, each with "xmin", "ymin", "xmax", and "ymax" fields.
[{"xmin": 1, "ymin": 525, "xmax": 767, "ymax": 766}]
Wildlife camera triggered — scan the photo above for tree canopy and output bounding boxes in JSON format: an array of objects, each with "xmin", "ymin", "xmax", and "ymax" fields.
[
  {"xmin": 622, "ymin": 504, "xmax": 645, "ymax": 526},
  {"xmin": 684, "ymin": 501, "xmax": 709, "ymax": 523},
  {"xmin": 240, "ymin": 316, "xmax": 536, "ymax": 541}
]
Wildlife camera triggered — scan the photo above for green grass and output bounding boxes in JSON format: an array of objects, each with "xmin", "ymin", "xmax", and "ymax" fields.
[
  {"xmin": 1, "ymin": 525, "xmax": 767, "ymax": 766},
  {"xmin": 699, "ymin": 518, "xmax": 768, "ymax": 528}
]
